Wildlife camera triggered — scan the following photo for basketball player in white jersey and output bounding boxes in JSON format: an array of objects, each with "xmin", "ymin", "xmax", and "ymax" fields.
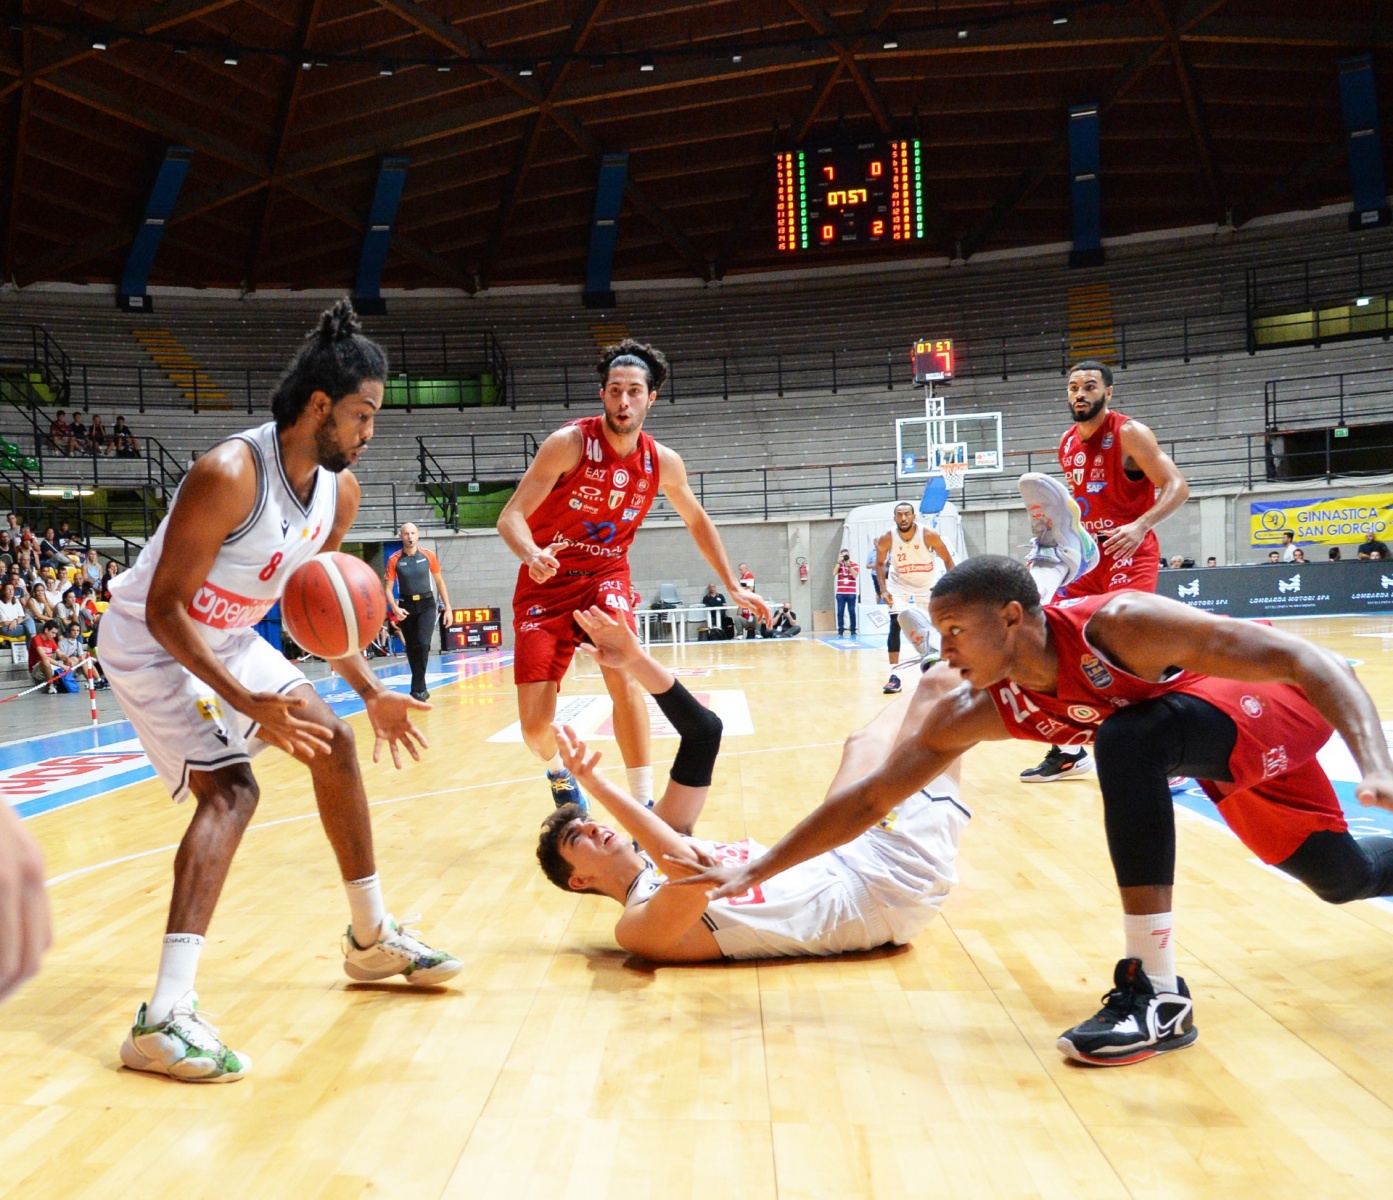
[
  {"xmin": 102, "ymin": 301, "xmax": 461, "ymax": 1083},
  {"xmin": 535, "ymin": 608, "xmax": 967, "ymax": 962},
  {"xmin": 874, "ymin": 502, "xmax": 955, "ymax": 694}
]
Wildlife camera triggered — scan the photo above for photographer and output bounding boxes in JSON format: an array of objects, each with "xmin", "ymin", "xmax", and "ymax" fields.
[{"xmin": 834, "ymin": 549, "xmax": 859, "ymax": 637}]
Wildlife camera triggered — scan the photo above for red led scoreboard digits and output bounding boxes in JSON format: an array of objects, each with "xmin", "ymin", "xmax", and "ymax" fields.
[
  {"xmin": 912, "ymin": 339, "xmax": 954, "ymax": 383},
  {"xmin": 775, "ymin": 139, "xmax": 925, "ymax": 251},
  {"xmin": 446, "ymin": 607, "xmax": 502, "ymax": 650}
]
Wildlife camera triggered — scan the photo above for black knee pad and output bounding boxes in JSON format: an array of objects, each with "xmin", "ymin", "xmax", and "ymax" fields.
[
  {"xmin": 886, "ymin": 618, "xmax": 901, "ymax": 654},
  {"xmin": 653, "ymin": 680, "xmax": 723, "ymax": 788}
]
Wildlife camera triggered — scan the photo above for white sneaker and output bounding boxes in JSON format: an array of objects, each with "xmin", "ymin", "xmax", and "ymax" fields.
[
  {"xmin": 1019, "ymin": 472, "xmax": 1100, "ymax": 590},
  {"xmin": 342, "ymin": 913, "xmax": 463, "ymax": 985},
  {"xmin": 896, "ymin": 607, "xmax": 937, "ymax": 660},
  {"xmin": 119, "ymin": 992, "xmax": 251, "ymax": 1083}
]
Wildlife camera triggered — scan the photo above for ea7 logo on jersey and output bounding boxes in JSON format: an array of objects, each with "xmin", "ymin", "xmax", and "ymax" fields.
[
  {"xmin": 1079, "ymin": 653, "xmax": 1113, "ymax": 689},
  {"xmin": 1278, "ymin": 574, "xmax": 1301, "ymax": 593},
  {"xmin": 1177, "ymin": 579, "xmax": 1199, "ymax": 598},
  {"xmin": 584, "ymin": 466, "xmax": 607, "ymax": 482}
]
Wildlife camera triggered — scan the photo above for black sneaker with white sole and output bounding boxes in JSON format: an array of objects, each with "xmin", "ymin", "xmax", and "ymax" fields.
[
  {"xmin": 882, "ymin": 675, "xmax": 902, "ymax": 694},
  {"xmin": 1057, "ymin": 957, "xmax": 1197, "ymax": 1066},
  {"xmin": 1019, "ymin": 745, "xmax": 1093, "ymax": 782}
]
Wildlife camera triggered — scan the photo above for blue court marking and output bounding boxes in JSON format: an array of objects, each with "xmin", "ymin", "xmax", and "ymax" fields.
[
  {"xmin": 5, "ymin": 649, "xmax": 512, "ymax": 821},
  {"xmin": 817, "ymin": 635, "xmax": 884, "ymax": 651}
]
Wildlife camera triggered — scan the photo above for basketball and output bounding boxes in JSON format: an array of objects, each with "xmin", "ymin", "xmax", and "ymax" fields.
[{"xmin": 280, "ymin": 552, "xmax": 386, "ymax": 659}]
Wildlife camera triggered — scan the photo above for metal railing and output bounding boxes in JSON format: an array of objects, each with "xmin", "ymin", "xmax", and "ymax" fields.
[
  {"xmin": 1264, "ymin": 361, "xmax": 1393, "ymax": 432},
  {"xmin": 0, "ymin": 322, "xmax": 71, "ymax": 402}
]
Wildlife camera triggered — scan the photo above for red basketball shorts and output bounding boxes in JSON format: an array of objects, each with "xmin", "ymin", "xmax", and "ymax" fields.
[
  {"xmin": 1056, "ymin": 530, "xmax": 1161, "ymax": 599},
  {"xmin": 512, "ymin": 565, "xmax": 636, "ymax": 685}
]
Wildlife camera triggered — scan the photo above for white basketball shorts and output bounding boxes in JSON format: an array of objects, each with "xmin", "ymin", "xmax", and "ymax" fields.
[
  {"xmin": 101, "ymin": 608, "xmax": 308, "ymax": 801},
  {"xmin": 833, "ymin": 776, "xmax": 970, "ymax": 945}
]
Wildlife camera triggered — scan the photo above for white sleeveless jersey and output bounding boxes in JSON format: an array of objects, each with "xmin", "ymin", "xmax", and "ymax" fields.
[
  {"xmin": 106, "ymin": 421, "xmax": 338, "ymax": 658},
  {"xmin": 885, "ymin": 524, "xmax": 943, "ymax": 607},
  {"xmin": 624, "ymin": 780, "xmax": 967, "ymax": 959}
]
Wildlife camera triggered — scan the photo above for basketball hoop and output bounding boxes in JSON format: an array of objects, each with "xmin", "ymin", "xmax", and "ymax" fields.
[{"xmin": 939, "ymin": 461, "xmax": 967, "ymax": 492}]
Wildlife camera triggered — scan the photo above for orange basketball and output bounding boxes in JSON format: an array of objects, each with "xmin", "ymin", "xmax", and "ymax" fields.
[{"xmin": 280, "ymin": 552, "xmax": 387, "ymax": 659}]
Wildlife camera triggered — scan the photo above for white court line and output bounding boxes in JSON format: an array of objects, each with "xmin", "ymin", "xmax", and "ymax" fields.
[{"xmin": 44, "ymin": 775, "xmax": 541, "ymax": 889}]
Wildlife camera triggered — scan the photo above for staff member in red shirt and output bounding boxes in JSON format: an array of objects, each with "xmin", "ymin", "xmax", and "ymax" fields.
[
  {"xmin": 834, "ymin": 549, "xmax": 859, "ymax": 638},
  {"xmin": 384, "ymin": 523, "xmax": 451, "ymax": 702}
]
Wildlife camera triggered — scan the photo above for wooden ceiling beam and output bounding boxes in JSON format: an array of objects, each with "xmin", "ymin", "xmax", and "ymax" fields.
[
  {"xmin": 1147, "ymin": 0, "xmax": 1224, "ymax": 223},
  {"xmin": 28, "ymin": 1, "xmax": 244, "ymax": 78}
]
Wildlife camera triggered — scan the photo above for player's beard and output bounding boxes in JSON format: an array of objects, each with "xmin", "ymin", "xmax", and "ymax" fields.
[
  {"xmin": 1069, "ymin": 397, "xmax": 1106, "ymax": 424},
  {"xmin": 605, "ymin": 411, "xmax": 642, "ymax": 437},
  {"xmin": 314, "ymin": 413, "xmax": 355, "ymax": 473}
]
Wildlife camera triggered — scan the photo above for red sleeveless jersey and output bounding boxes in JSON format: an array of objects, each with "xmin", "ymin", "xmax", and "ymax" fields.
[
  {"xmin": 526, "ymin": 415, "xmax": 660, "ymax": 574},
  {"xmin": 1058, "ymin": 409, "xmax": 1156, "ymax": 538},
  {"xmin": 987, "ymin": 594, "xmax": 1331, "ymax": 767}
]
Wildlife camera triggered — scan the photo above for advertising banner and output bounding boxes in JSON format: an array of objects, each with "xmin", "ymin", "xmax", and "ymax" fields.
[
  {"xmin": 1159, "ymin": 559, "xmax": 1393, "ymax": 618},
  {"xmin": 1249, "ymin": 491, "xmax": 1393, "ymax": 548}
]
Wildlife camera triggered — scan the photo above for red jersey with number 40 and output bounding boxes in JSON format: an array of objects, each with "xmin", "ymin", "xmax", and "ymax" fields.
[
  {"xmin": 1059, "ymin": 409, "xmax": 1155, "ymax": 539},
  {"xmin": 526, "ymin": 415, "xmax": 661, "ymax": 574}
]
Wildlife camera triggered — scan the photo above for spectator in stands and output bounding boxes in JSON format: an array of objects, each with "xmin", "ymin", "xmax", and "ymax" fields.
[
  {"xmin": 1292, "ymin": 548, "xmax": 1307, "ymax": 564},
  {"xmin": 5, "ymin": 513, "xmax": 18, "ymax": 532},
  {"xmin": 1357, "ymin": 535, "xmax": 1389, "ymax": 560},
  {"xmin": 81, "ymin": 547, "xmax": 103, "ymax": 588},
  {"xmin": 699, "ymin": 582, "xmax": 733, "ymax": 639},
  {"xmin": 69, "ymin": 412, "xmax": 89, "ymax": 454},
  {"xmin": 629, "ymin": 583, "xmax": 642, "ymax": 610},
  {"xmin": 834, "ymin": 549, "xmax": 859, "ymax": 637},
  {"xmin": 0, "ymin": 532, "xmax": 12, "ymax": 570},
  {"xmin": 1206, "ymin": 556, "xmax": 1217, "ymax": 567},
  {"xmin": 55, "ymin": 621, "xmax": 84, "ymax": 671},
  {"xmin": 48, "ymin": 411, "xmax": 76, "ymax": 456},
  {"xmin": 1329, "ymin": 547, "xmax": 1343, "ymax": 561},
  {"xmin": 0, "ymin": 582, "xmax": 35, "ymax": 641},
  {"xmin": 37, "ymin": 528, "xmax": 62, "ymax": 569},
  {"xmin": 57, "ymin": 586, "xmax": 96, "ymax": 636},
  {"xmin": 36, "ymin": 566, "xmax": 64, "ymax": 611},
  {"xmin": 28, "ymin": 620, "xmax": 60, "ymax": 693},
  {"xmin": 769, "ymin": 603, "xmax": 802, "ymax": 638},
  {"xmin": 735, "ymin": 561, "xmax": 758, "ymax": 638},
  {"xmin": 1279, "ymin": 531, "xmax": 1297, "ymax": 562},
  {"xmin": 99, "ymin": 559, "xmax": 121, "ymax": 602},
  {"xmin": 1169, "ymin": 556, "xmax": 1184, "ymax": 569},
  {"xmin": 88, "ymin": 414, "xmax": 111, "ymax": 455},
  {"xmin": 112, "ymin": 415, "xmax": 139, "ymax": 458},
  {"xmin": 1265, "ymin": 550, "xmax": 1281, "ymax": 564}
]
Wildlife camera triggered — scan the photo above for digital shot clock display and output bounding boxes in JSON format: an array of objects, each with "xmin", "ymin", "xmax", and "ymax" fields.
[
  {"xmin": 446, "ymin": 607, "xmax": 503, "ymax": 650},
  {"xmin": 775, "ymin": 139, "xmax": 926, "ymax": 251}
]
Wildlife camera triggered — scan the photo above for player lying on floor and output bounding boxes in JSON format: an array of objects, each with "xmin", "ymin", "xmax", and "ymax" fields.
[{"xmin": 535, "ymin": 607, "xmax": 968, "ymax": 963}]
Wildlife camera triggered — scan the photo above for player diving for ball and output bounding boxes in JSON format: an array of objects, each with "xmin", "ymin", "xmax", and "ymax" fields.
[
  {"xmin": 101, "ymin": 301, "xmax": 460, "ymax": 1083},
  {"xmin": 535, "ymin": 607, "xmax": 967, "ymax": 962},
  {"xmin": 498, "ymin": 339, "xmax": 770, "ymax": 813}
]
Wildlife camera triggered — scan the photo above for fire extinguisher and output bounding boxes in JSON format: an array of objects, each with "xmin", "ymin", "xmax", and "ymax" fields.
[{"xmin": 797, "ymin": 556, "xmax": 808, "ymax": 584}]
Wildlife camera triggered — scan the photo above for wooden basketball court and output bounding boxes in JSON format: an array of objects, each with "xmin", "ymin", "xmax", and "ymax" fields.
[{"xmin": 4, "ymin": 619, "xmax": 1393, "ymax": 1198}]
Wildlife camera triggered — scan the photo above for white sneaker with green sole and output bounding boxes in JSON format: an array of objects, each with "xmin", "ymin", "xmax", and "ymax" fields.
[
  {"xmin": 342, "ymin": 914, "xmax": 463, "ymax": 985},
  {"xmin": 119, "ymin": 992, "xmax": 251, "ymax": 1083}
]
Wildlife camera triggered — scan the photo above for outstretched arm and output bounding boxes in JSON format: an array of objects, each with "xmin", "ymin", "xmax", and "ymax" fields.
[
  {"xmin": 668, "ymin": 670, "xmax": 1008, "ymax": 899},
  {"xmin": 656, "ymin": 443, "xmax": 772, "ymax": 624},
  {"xmin": 1089, "ymin": 593, "xmax": 1393, "ymax": 810}
]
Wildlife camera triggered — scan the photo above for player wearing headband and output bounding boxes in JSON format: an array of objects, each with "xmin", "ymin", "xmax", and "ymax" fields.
[{"xmin": 498, "ymin": 340, "xmax": 770, "ymax": 812}]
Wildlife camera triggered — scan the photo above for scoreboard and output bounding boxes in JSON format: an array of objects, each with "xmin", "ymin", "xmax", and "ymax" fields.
[
  {"xmin": 912, "ymin": 339, "xmax": 955, "ymax": 383},
  {"xmin": 776, "ymin": 139, "xmax": 925, "ymax": 251},
  {"xmin": 445, "ymin": 607, "xmax": 503, "ymax": 650}
]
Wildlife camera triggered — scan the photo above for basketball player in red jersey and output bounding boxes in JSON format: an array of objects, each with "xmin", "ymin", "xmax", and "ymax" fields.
[
  {"xmin": 670, "ymin": 554, "xmax": 1393, "ymax": 1066},
  {"xmin": 1018, "ymin": 358, "xmax": 1190, "ymax": 783},
  {"xmin": 497, "ymin": 340, "xmax": 770, "ymax": 808}
]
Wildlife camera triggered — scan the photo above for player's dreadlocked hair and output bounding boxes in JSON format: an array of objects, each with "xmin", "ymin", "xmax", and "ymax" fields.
[
  {"xmin": 931, "ymin": 555, "xmax": 1043, "ymax": 613},
  {"xmin": 270, "ymin": 297, "xmax": 389, "ymax": 430},
  {"xmin": 597, "ymin": 338, "xmax": 668, "ymax": 393},
  {"xmin": 536, "ymin": 803, "xmax": 606, "ymax": 897}
]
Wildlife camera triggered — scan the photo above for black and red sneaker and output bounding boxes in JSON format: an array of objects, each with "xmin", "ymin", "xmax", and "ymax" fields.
[{"xmin": 1057, "ymin": 957, "xmax": 1197, "ymax": 1066}]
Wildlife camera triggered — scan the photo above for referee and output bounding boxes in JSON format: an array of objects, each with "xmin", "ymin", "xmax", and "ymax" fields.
[{"xmin": 383, "ymin": 522, "xmax": 451, "ymax": 701}]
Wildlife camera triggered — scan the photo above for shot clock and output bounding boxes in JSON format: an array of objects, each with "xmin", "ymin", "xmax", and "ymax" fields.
[
  {"xmin": 445, "ymin": 607, "xmax": 503, "ymax": 650},
  {"xmin": 912, "ymin": 339, "xmax": 955, "ymax": 383},
  {"xmin": 775, "ymin": 139, "xmax": 925, "ymax": 251}
]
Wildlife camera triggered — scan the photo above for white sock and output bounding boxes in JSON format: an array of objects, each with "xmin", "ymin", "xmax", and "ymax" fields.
[
  {"xmin": 1028, "ymin": 560, "xmax": 1069, "ymax": 605},
  {"xmin": 626, "ymin": 766, "xmax": 654, "ymax": 809},
  {"xmin": 544, "ymin": 753, "xmax": 563, "ymax": 776},
  {"xmin": 1124, "ymin": 912, "xmax": 1177, "ymax": 994},
  {"xmin": 344, "ymin": 873, "xmax": 386, "ymax": 947},
  {"xmin": 147, "ymin": 934, "xmax": 204, "ymax": 1025}
]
